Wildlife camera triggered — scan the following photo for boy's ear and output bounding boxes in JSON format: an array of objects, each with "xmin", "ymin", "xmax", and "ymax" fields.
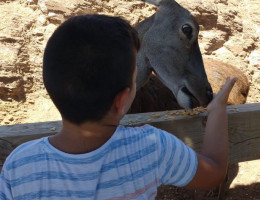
[{"xmin": 113, "ymin": 88, "xmax": 130, "ymax": 115}]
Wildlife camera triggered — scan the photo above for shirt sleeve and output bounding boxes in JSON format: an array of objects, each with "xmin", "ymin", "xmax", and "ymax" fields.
[
  {"xmin": 0, "ymin": 166, "xmax": 12, "ymax": 200},
  {"xmin": 151, "ymin": 125, "xmax": 198, "ymax": 187}
]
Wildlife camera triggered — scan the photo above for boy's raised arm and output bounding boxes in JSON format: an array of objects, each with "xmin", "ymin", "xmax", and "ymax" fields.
[{"xmin": 185, "ymin": 77, "xmax": 237, "ymax": 189}]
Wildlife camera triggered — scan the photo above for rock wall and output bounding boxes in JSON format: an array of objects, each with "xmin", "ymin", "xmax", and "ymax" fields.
[{"xmin": 0, "ymin": 0, "xmax": 259, "ymax": 125}]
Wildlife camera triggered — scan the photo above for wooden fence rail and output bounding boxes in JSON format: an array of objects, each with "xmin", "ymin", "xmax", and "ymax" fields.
[{"xmin": 1, "ymin": 103, "xmax": 260, "ymax": 171}]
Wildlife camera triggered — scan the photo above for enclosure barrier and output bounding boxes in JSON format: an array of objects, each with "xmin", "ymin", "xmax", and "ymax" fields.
[
  {"xmin": 1, "ymin": 103, "xmax": 260, "ymax": 176},
  {"xmin": 1, "ymin": 103, "xmax": 260, "ymax": 170}
]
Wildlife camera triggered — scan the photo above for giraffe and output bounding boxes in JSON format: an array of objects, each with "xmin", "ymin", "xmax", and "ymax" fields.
[{"xmin": 134, "ymin": 0, "xmax": 213, "ymax": 110}]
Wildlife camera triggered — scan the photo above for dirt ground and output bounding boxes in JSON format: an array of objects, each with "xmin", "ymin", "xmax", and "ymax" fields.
[{"xmin": 156, "ymin": 161, "xmax": 260, "ymax": 200}]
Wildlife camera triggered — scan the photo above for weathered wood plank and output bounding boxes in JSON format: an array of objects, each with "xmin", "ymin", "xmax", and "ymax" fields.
[
  {"xmin": 0, "ymin": 121, "xmax": 61, "ymax": 147},
  {"xmin": 0, "ymin": 103, "xmax": 260, "ymax": 166},
  {"xmin": 124, "ymin": 103, "xmax": 260, "ymax": 164}
]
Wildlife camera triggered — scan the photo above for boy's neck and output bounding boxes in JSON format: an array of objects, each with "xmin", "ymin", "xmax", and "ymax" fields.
[
  {"xmin": 48, "ymin": 118, "xmax": 119, "ymax": 154},
  {"xmin": 48, "ymin": 82, "xmax": 133, "ymax": 154}
]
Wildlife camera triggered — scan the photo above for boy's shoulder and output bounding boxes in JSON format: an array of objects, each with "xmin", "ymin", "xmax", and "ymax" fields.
[
  {"xmin": 118, "ymin": 124, "xmax": 171, "ymax": 144},
  {"xmin": 119, "ymin": 124, "xmax": 160, "ymax": 136},
  {"xmin": 120, "ymin": 124, "xmax": 169, "ymax": 136},
  {"xmin": 120, "ymin": 124, "xmax": 183, "ymax": 149},
  {"xmin": 4, "ymin": 137, "xmax": 47, "ymax": 168}
]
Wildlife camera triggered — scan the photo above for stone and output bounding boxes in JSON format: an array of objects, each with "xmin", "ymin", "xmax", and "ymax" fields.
[
  {"xmin": 37, "ymin": 15, "xmax": 47, "ymax": 25},
  {"xmin": 178, "ymin": 0, "xmax": 218, "ymax": 30},
  {"xmin": 248, "ymin": 50, "xmax": 260, "ymax": 68},
  {"xmin": 38, "ymin": 0, "xmax": 48, "ymax": 13},
  {"xmin": 45, "ymin": 0, "xmax": 71, "ymax": 14},
  {"xmin": 199, "ymin": 30, "xmax": 227, "ymax": 55},
  {"xmin": 252, "ymin": 72, "xmax": 260, "ymax": 90},
  {"xmin": 0, "ymin": 76, "xmax": 25, "ymax": 102}
]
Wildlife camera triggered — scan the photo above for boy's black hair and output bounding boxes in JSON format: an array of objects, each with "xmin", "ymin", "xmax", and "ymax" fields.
[{"xmin": 43, "ymin": 14, "xmax": 140, "ymax": 124}]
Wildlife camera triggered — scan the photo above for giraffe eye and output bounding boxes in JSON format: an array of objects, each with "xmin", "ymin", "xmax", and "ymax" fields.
[{"xmin": 182, "ymin": 24, "xmax": 193, "ymax": 40}]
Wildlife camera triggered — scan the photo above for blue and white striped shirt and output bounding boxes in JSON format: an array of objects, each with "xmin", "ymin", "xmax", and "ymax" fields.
[{"xmin": 0, "ymin": 124, "xmax": 197, "ymax": 200}]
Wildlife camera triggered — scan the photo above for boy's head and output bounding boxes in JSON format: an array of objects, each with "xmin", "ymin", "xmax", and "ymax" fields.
[{"xmin": 43, "ymin": 14, "xmax": 140, "ymax": 125}]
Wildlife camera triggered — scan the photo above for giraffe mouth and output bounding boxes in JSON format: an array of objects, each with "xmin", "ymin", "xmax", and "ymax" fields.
[{"xmin": 181, "ymin": 87, "xmax": 200, "ymax": 108}]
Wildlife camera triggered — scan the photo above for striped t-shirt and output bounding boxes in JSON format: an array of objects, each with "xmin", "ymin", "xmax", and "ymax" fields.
[{"xmin": 0, "ymin": 124, "xmax": 197, "ymax": 200}]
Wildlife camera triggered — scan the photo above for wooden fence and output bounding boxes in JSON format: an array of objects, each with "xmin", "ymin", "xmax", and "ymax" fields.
[{"xmin": 1, "ymin": 103, "xmax": 260, "ymax": 171}]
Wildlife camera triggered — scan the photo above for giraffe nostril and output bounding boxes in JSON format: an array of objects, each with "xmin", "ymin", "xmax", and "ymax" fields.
[{"xmin": 206, "ymin": 89, "xmax": 213, "ymax": 101}]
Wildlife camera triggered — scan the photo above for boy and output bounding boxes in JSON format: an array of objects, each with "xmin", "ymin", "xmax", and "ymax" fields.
[{"xmin": 0, "ymin": 14, "xmax": 237, "ymax": 199}]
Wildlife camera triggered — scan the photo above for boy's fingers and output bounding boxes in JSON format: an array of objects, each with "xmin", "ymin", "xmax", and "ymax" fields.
[
  {"xmin": 227, "ymin": 77, "xmax": 238, "ymax": 91},
  {"xmin": 231, "ymin": 77, "xmax": 238, "ymax": 84},
  {"xmin": 207, "ymin": 77, "xmax": 237, "ymax": 110},
  {"xmin": 222, "ymin": 77, "xmax": 238, "ymax": 93},
  {"xmin": 213, "ymin": 77, "xmax": 237, "ymax": 103}
]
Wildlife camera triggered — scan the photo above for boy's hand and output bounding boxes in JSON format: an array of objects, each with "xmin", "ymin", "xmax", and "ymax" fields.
[
  {"xmin": 207, "ymin": 77, "xmax": 238, "ymax": 112},
  {"xmin": 186, "ymin": 77, "xmax": 238, "ymax": 190}
]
